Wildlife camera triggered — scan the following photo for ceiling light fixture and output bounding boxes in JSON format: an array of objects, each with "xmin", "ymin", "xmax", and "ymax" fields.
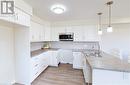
[
  {"xmin": 97, "ymin": 12, "xmax": 103, "ymax": 35},
  {"xmin": 51, "ymin": 5, "xmax": 66, "ymax": 14},
  {"xmin": 106, "ymin": 1, "xmax": 113, "ymax": 32}
]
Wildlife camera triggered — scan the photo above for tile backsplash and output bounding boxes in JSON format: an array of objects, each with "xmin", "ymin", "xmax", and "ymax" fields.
[
  {"xmin": 31, "ymin": 42, "xmax": 44, "ymax": 51},
  {"xmin": 31, "ymin": 41, "xmax": 100, "ymax": 51}
]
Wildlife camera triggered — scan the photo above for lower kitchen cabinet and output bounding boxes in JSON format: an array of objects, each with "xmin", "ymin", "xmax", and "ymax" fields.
[
  {"xmin": 93, "ymin": 69, "xmax": 130, "ymax": 85},
  {"xmin": 48, "ymin": 51, "xmax": 60, "ymax": 67},
  {"xmin": 31, "ymin": 52, "xmax": 49, "ymax": 82},
  {"xmin": 30, "ymin": 50, "xmax": 59, "ymax": 82},
  {"xmin": 73, "ymin": 52, "xmax": 84, "ymax": 69},
  {"xmin": 58, "ymin": 49, "xmax": 73, "ymax": 64}
]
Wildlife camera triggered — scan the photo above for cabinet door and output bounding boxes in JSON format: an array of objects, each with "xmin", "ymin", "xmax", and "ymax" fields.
[
  {"xmin": 92, "ymin": 69, "xmax": 127, "ymax": 85},
  {"xmin": 66, "ymin": 26, "xmax": 73, "ymax": 33},
  {"xmin": 122, "ymin": 72, "xmax": 130, "ymax": 85},
  {"xmin": 30, "ymin": 22, "xmax": 39, "ymax": 42},
  {"xmin": 39, "ymin": 25, "xmax": 44, "ymax": 41},
  {"xmin": 21, "ymin": 11, "xmax": 30, "ymax": 27},
  {"xmin": 30, "ymin": 21, "xmax": 44, "ymax": 42},
  {"xmin": 51, "ymin": 27, "xmax": 66, "ymax": 41},
  {"xmin": 0, "ymin": 7, "xmax": 30, "ymax": 27},
  {"xmin": 14, "ymin": 8, "xmax": 30, "ymax": 27},
  {"xmin": 44, "ymin": 25, "xmax": 51, "ymax": 41},
  {"xmin": 84, "ymin": 26, "xmax": 99, "ymax": 41},
  {"xmin": 71, "ymin": 26, "xmax": 84, "ymax": 41},
  {"xmin": 73, "ymin": 52, "xmax": 83, "ymax": 69},
  {"xmin": 48, "ymin": 51, "xmax": 59, "ymax": 67}
]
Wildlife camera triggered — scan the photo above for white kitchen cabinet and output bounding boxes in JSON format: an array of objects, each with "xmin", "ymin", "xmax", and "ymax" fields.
[
  {"xmin": 51, "ymin": 26, "xmax": 73, "ymax": 41},
  {"xmin": 73, "ymin": 52, "xmax": 84, "ymax": 69},
  {"xmin": 30, "ymin": 21, "xmax": 44, "ymax": 42},
  {"xmin": 44, "ymin": 25, "xmax": 51, "ymax": 41},
  {"xmin": 31, "ymin": 52, "xmax": 49, "ymax": 82},
  {"xmin": 30, "ymin": 21, "xmax": 52, "ymax": 42},
  {"xmin": 66, "ymin": 26, "xmax": 73, "ymax": 33},
  {"xmin": 48, "ymin": 51, "xmax": 59, "ymax": 67},
  {"xmin": 84, "ymin": 26, "xmax": 99, "ymax": 41},
  {"xmin": 50, "ymin": 25, "xmax": 100, "ymax": 41},
  {"xmin": 0, "ymin": 7, "xmax": 30, "ymax": 27},
  {"xmin": 93, "ymin": 69, "xmax": 130, "ymax": 85},
  {"xmin": 14, "ymin": 8, "xmax": 30, "ymax": 27},
  {"xmin": 58, "ymin": 49, "xmax": 73, "ymax": 64},
  {"xmin": 50, "ymin": 25, "xmax": 99, "ymax": 41},
  {"xmin": 71, "ymin": 26, "xmax": 84, "ymax": 41},
  {"xmin": 51, "ymin": 26, "xmax": 66, "ymax": 41}
]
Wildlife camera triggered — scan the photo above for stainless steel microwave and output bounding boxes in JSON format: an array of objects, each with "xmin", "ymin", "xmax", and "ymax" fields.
[{"xmin": 59, "ymin": 33, "xmax": 74, "ymax": 41}]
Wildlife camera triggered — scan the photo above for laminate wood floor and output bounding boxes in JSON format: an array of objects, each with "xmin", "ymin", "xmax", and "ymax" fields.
[{"xmin": 32, "ymin": 64, "xmax": 86, "ymax": 85}]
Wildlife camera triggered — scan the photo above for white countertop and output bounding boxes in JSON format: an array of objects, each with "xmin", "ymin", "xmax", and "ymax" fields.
[{"xmin": 84, "ymin": 52, "xmax": 130, "ymax": 72}]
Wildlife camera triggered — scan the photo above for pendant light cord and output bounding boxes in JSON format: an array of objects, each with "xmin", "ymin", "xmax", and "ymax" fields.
[
  {"xmin": 107, "ymin": 1, "xmax": 113, "ymax": 27},
  {"xmin": 99, "ymin": 14, "xmax": 101, "ymax": 30},
  {"xmin": 109, "ymin": 4, "xmax": 111, "ymax": 27},
  {"xmin": 97, "ymin": 13, "xmax": 102, "ymax": 31}
]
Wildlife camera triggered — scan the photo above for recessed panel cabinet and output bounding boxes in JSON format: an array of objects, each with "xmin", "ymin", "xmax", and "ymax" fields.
[
  {"xmin": 14, "ymin": 8, "xmax": 31, "ymax": 27},
  {"xmin": 30, "ymin": 22, "xmax": 51, "ymax": 42},
  {"xmin": 93, "ymin": 69, "xmax": 130, "ymax": 85},
  {"xmin": 71, "ymin": 26, "xmax": 84, "ymax": 41},
  {"xmin": 31, "ymin": 50, "xmax": 59, "ymax": 82},
  {"xmin": 51, "ymin": 25, "xmax": 100, "ymax": 41},
  {"xmin": 30, "ymin": 22, "xmax": 45, "ymax": 42},
  {"xmin": 51, "ymin": 26, "xmax": 66, "ymax": 41},
  {"xmin": 73, "ymin": 52, "xmax": 84, "ymax": 69},
  {"xmin": 31, "ymin": 53, "xmax": 49, "ymax": 82},
  {"xmin": 0, "ymin": 7, "xmax": 30, "ymax": 27}
]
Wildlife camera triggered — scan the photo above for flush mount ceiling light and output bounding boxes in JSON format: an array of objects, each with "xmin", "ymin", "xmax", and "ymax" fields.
[
  {"xmin": 106, "ymin": 1, "xmax": 113, "ymax": 32},
  {"xmin": 51, "ymin": 5, "xmax": 66, "ymax": 14},
  {"xmin": 97, "ymin": 13, "xmax": 103, "ymax": 35}
]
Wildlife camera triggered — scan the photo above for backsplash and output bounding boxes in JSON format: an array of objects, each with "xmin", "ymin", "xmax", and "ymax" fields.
[
  {"xmin": 31, "ymin": 41, "xmax": 100, "ymax": 51},
  {"xmin": 31, "ymin": 42, "xmax": 44, "ymax": 51},
  {"xmin": 50, "ymin": 41, "xmax": 99, "ymax": 50}
]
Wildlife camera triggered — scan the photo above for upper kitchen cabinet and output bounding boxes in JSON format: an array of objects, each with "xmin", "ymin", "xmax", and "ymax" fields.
[
  {"xmin": 71, "ymin": 25, "xmax": 100, "ymax": 41},
  {"xmin": 51, "ymin": 26, "xmax": 66, "ymax": 41},
  {"xmin": 30, "ymin": 21, "xmax": 51, "ymax": 42},
  {"xmin": 14, "ymin": 8, "xmax": 31, "ymax": 27},
  {"xmin": 30, "ymin": 21, "xmax": 44, "ymax": 42},
  {"xmin": 50, "ymin": 25, "xmax": 100, "ymax": 41},
  {"xmin": 0, "ymin": 0, "xmax": 32, "ymax": 27},
  {"xmin": 83, "ymin": 25, "xmax": 100, "ymax": 41},
  {"xmin": 71, "ymin": 26, "xmax": 85, "ymax": 41},
  {"xmin": 44, "ymin": 25, "xmax": 51, "ymax": 41}
]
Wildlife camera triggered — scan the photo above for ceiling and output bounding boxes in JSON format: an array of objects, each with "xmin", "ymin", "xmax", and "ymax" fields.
[{"xmin": 24, "ymin": 0, "xmax": 130, "ymax": 22}]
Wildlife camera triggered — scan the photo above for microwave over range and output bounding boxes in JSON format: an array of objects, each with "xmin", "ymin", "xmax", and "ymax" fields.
[{"xmin": 59, "ymin": 33, "xmax": 74, "ymax": 41}]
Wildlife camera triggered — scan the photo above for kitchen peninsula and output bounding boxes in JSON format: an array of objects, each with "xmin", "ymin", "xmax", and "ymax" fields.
[{"xmin": 83, "ymin": 52, "xmax": 130, "ymax": 85}]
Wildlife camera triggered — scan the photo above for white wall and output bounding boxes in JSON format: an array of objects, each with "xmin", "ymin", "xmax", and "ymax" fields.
[
  {"xmin": 0, "ymin": 25, "xmax": 15, "ymax": 84},
  {"xmin": 100, "ymin": 23, "xmax": 130, "ymax": 60},
  {"xmin": 15, "ymin": 27, "xmax": 31, "ymax": 85}
]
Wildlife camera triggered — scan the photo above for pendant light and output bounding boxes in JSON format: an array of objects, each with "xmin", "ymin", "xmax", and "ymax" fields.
[
  {"xmin": 97, "ymin": 13, "xmax": 103, "ymax": 35},
  {"xmin": 106, "ymin": 1, "xmax": 113, "ymax": 32}
]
